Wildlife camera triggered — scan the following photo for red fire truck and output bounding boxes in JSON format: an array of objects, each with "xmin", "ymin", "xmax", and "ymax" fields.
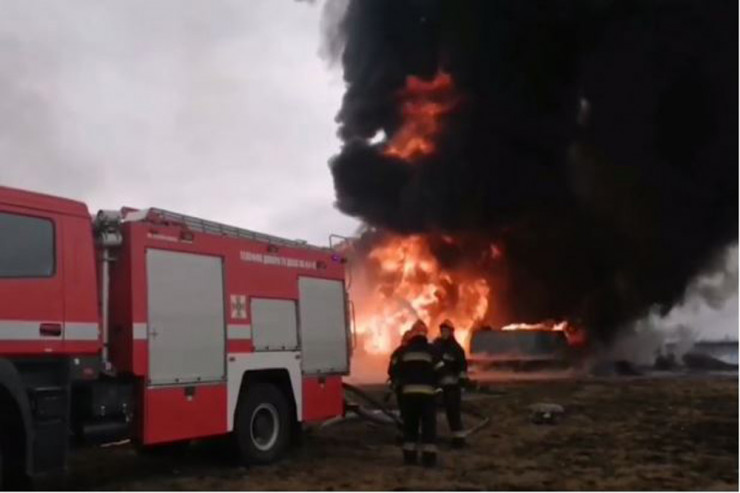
[{"xmin": 0, "ymin": 186, "xmax": 353, "ymax": 484}]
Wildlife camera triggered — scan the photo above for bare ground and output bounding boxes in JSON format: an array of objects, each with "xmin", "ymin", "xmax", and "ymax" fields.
[{"xmin": 58, "ymin": 375, "xmax": 737, "ymax": 491}]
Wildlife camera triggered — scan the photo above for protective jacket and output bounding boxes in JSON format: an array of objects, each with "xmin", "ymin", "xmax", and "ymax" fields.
[
  {"xmin": 388, "ymin": 345, "xmax": 404, "ymax": 389},
  {"xmin": 432, "ymin": 336, "xmax": 468, "ymax": 387},
  {"xmin": 395, "ymin": 336, "xmax": 444, "ymax": 395}
]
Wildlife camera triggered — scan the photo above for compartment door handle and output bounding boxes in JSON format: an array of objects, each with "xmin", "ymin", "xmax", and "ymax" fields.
[{"xmin": 39, "ymin": 323, "xmax": 62, "ymax": 337}]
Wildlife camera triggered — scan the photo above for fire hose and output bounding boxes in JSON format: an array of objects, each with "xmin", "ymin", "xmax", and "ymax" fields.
[
  {"xmin": 327, "ymin": 382, "xmax": 492, "ymax": 439},
  {"xmin": 342, "ymin": 383, "xmax": 403, "ymax": 427}
]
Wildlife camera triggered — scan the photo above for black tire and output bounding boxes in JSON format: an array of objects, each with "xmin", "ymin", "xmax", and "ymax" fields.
[
  {"xmin": 234, "ymin": 383, "xmax": 291, "ymax": 465},
  {"xmin": 0, "ymin": 438, "xmax": 4, "ymax": 490},
  {"xmin": 0, "ymin": 411, "xmax": 33, "ymax": 491}
]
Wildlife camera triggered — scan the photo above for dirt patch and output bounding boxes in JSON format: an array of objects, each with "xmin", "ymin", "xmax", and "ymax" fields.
[{"xmin": 58, "ymin": 375, "xmax": 737, "ymax": 491}]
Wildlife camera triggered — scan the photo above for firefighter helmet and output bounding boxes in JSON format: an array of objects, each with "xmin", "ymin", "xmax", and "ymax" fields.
[
  {"xmin": 440, "ymin": 319, "xmax": 455, "ymax": 331},
  {"xmin": 410, "ymin": 319, "xmax": 428, "ymax": 338},
  {"xmin": 401, "ymin": 329, "xmax": 413, "ymax": 345}
]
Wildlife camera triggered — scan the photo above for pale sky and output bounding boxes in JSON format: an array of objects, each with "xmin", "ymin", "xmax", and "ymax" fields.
[
  {"xmin": 0, "ymin": 0, "xmax": 735, "ymax": 340},
  {"xmin": 0, "ymin": 0, "xmax": 359, "ymax": 245}
]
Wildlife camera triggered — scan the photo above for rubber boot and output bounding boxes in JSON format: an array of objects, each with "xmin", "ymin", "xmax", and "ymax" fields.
[
  {"xmin": 403, "ymin": 449, "xmax": 418, "ymax": 466},
  {"xmin": 421, "ymin": 451, "xmax": 437, "ymax": 468}
]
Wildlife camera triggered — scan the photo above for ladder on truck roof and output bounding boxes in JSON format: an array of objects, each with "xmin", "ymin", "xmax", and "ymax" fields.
[{"xmin": 126, "ymin": 207, "xmax": 331, "ymax": 252}]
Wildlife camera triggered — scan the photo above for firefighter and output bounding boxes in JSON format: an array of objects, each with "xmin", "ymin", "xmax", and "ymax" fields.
[
  {"xmin": 395, "ymin": 319, "xmax": 444, "ymax": 467},
  {"xmin": 432, "ymin": 319, "xmax": 469, "ymax": 448},
  {"xmin": 387, "ymin": 329, "xmax": 413, "ymax": 445},
  {"xmin": 387, "ymin": 329, "xmax": 413, "ymax": 405}
]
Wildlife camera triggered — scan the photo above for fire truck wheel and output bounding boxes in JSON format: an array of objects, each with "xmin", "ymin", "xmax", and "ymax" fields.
[
  {"xmin": 0, "ymin": 419, "xmax": 28, "ymax": 490},
  {"xmin": 234, "ymin": 383, "xmax": 290, "ymax": 465},
  {"xmin": 0, "ymin": 438, "xmax": 4, "ymax": 489}
]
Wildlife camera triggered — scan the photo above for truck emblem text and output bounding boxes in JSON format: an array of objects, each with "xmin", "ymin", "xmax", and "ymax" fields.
[{"xmin": 240, "ymin": 250, "xmax": 317, "ymax": 270}]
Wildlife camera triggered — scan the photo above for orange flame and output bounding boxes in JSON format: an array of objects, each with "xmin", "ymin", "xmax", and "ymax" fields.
[
  {"xmin": 384, "ymin": 71, "xmax": 456, "ymax": 161},
  {"xmin": 345, "ymin": 235, "xmax": 586, "ymax": 382},
  {"xmin": 351, "ymin": 235, "xmax": 489, "ymax": 355},
  {"xmin": 501, "ymin": 321, "xmax": 567, "ymax": 331},
  {"xmin": 345, "ymin": 70, "xmax": 587, "ymax": 382},
  {"xmin": 501, "ymin": 320, "xmax": 587, "ymax": 347}
]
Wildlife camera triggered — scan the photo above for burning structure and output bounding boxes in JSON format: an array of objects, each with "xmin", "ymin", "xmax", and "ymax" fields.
[{"xmin": 325, "ymin": 0, "xmax": 738, "ymax": 375}]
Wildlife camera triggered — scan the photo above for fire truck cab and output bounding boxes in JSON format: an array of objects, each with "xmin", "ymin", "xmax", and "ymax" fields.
[{"xmin": 0, "ymin": 186, "xmax": 352, "ymax": 484}]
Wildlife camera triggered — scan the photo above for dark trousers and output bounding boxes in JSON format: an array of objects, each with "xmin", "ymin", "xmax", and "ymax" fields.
[
  {"xmin": 394, "ymin": 389, "xmax": 404, "ymax": 443},
  {"xmin": 441, "ymin": 385, "xmax": 463, "ymax": 434},
  {"xmin": 399, "ymin": 393, "xmax": 437, "ymax": 463}
]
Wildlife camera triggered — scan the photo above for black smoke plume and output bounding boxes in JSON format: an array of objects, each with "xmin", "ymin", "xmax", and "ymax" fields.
[{"xmin": 327, "ymin": 0, "xmax": 738, "ymax": 343}]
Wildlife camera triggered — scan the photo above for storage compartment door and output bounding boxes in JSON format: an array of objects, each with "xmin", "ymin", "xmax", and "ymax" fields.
[
  {"xmin": 146, "ymin": 249, "xmax": 225, "ymax": 385},
  {"xmin": 297, "ymin": 277, "xmax": 349, "ymax": 375},
  {"xmin": 251, "ymin": 299, "xmax": 299, "ymax": 351}
]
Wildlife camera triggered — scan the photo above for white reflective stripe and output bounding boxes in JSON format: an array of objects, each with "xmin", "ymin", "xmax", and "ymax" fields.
[
  {"xmin": 402, "ymin": 442, "xmax": 416, "ymax": 451},
  {"xmin": 402, "ymin": 384, "xmax": 436, "ymax": 395},
  {"xmin": 65, "ymin": 323, "xmax": 99, "ymax": 340},
  {"xmin": 133, "ymin": 323, "xmax": 147, "ymax": 340},
  {"xmin": 133, "ymin": 323, "xmax": 250, "ymax": 340},
  {"xmin": 440, "ymin": 375, "xmax": 459, "ymax": 386},
  {"xmin": 0, "ymin": 320, "xmax": 97, "ymax": 340},
  {"xmin": 402, "ymin": 352, "xmax": 433, "ymax": 363},
  {"xmin": 227, "ymin": 324, "xmax": 252, "ymax": 340},
  {"xmin": 452, "ymin": 430, "xmax": 467, "ymax": 438},
  {"xmin": 443, "ymin": 354, "xmax": 456, "ymax": 361},
  {"xmin": 0, "ymin": 321, "xmax": 49, "ymax": 339},
  {"xmin": 458, "ymin": 371, "xmax": 468, "ymax": 379},
  {"xmin": 421, "ymin": 443, "xmax": 438, "ymax": 453},
  {"xmin": 434, "ymin": 361, "xmax": 445, "ymax": 370}
]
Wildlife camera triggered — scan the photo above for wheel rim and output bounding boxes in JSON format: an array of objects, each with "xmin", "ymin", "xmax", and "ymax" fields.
[{"xmin": 250, "ymin": 403, "xmax": 280, "ymax": 452}]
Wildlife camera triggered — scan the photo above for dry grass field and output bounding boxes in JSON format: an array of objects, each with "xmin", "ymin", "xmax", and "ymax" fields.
[{"xmin": 58, "ymin": 374, "xmax": 737, "ymax": 491}]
